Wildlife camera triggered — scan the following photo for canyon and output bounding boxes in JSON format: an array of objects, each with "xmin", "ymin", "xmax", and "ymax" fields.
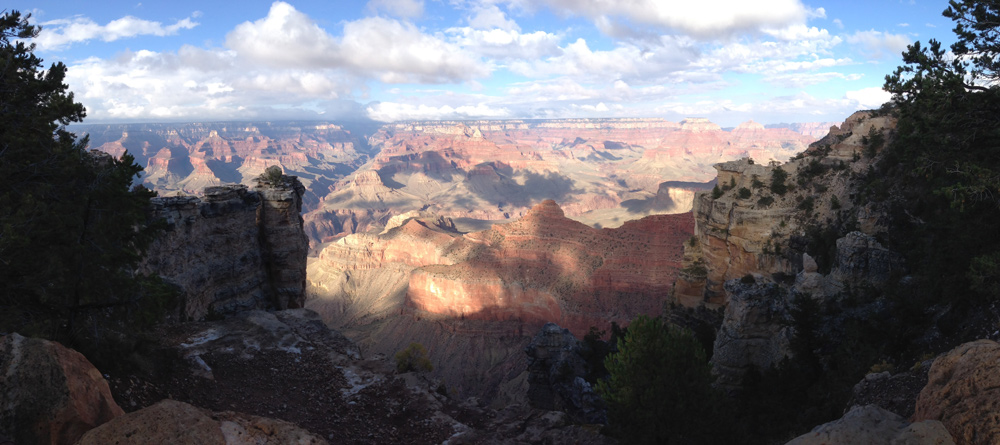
[
  {"xmin": 3, "ymin": 112, "xmax": 994, "ymax": 444},
  {"xmin": 82, "ymin": 118, "xmax": 829, "ymax": 247},
  {"xmin": 80, "ymin": 117, "xmax": 832, "ymax": 404}
]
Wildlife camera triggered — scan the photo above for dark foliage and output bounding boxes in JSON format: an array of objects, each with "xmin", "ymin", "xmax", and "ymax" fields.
[{"xmin": 0, "ymin": 11, "xmax": 172, "ymax": 370}]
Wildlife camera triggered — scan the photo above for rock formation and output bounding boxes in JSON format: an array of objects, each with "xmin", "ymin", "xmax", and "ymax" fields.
[
  {"xmin": 0, "ymin": 333, "xmax": 123, "ymax": 445},
  {"xmin": 913, "ymin": 339, "xmax": 1000, "ymax": 445},
  {"xmin": 711, "ymin": 279, "xmax": 794, "ymax": 389},
  {"xmin": 785, "ymin": 405, "xmax": 954, "ymax": 445},
  {"xmin": 76, "ymin": 399, "xmax": 327, "ymax": 445},
  {"xmin": 524, "ymin": 323, "xmax": 606, "ymax": 424},
  {"xmin": 140, "ymin": 178, "xmax": 308, "ymax": 320}
]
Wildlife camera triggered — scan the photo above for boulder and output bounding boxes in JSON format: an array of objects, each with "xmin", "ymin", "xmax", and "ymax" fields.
[
  {"xmin": 0, "ymin": 333, "xmax": 123, "ymax": 445},
  {"xmin": 786, "ymin": 405, "xmax": 953, "ymax": 445},
  {"xmin": 76, "ymin": 399, "xmax": 327, "ymax": 445},
  {"xmin": 913, "ymin": 339, "xmax": 1000, "ymax": 444}
]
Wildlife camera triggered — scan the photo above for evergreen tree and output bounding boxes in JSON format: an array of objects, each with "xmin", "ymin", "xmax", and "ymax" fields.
[
  {"xmin": 596, "ymin": 315, "xmax": 729, "ymax": 444},
  {"xmin": 0, "ymin": 11, "xmax": 168, "ymax": 351},
  {"xmin": 879, "ymin": 0, "xmax": 1000, "ymax": 306}
]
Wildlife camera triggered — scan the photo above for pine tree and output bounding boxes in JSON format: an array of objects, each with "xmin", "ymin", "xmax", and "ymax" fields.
[{"xmin": 0, "ymin": 11, "xmax": 168, "ymax": 350}]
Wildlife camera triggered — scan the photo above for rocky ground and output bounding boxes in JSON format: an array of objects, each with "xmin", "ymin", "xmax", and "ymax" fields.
[{"xmin": 102, "ymin": 309, "xmax": 611, "ymax": 444}]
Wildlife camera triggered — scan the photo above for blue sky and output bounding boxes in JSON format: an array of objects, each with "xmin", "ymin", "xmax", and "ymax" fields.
[{"xmin": 15, "ymin": 0, "xmax": 957, "ymax": 126}]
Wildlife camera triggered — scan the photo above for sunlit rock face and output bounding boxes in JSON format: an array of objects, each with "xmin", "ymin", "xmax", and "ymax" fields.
[
  {"xmin": 309, "ymin": 199, "xmax": 693, "ymax": 335},
  {"xmin": 140, "ymin": 178, "xmax": 308, "ymax": 321},
  {"xmin": 674, "ymin": 111, "xmax": 898, "ymax": 308},
  {"xmin": 307, "ymin": 199, "xmax": 694, "ymax": 403}
]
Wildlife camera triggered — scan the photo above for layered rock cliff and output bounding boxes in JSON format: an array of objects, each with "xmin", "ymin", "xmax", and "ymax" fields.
[
  {"xmin": 307, "ymin": 200, "xmax": 693, "ymax": 402},
  {"xmin": 666, "ymin": 111, "xmax": 905, "ymax": 389},
  {"xmin": 140, "ymin": 177, "xmax": 308, "ymax": 321}
]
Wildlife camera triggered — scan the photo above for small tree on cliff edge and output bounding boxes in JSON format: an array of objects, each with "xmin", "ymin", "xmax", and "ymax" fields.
[
  {"xmin": 0, "ymin": 11, "xmax": 167, "ymax": 354},
  {"xmin": 596, "ymin": 315, "xmax": 730, "ymax": 444}
]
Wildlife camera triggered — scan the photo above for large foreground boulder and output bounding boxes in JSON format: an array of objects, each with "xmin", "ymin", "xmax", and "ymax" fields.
[
  {"xmin": 0, "ymin": 333, "xmax": 124, "ymax": 445},
  {"xmin": 786, "ymin": 405, "xmax": 953, "ymax": 445},
  {"xmin": 76, "ymin": 399, "xmax": 327, "ymax": 445},
  {"xmin": 913, "ymin": 339, "xmax": 1000, "ymax": 445}
]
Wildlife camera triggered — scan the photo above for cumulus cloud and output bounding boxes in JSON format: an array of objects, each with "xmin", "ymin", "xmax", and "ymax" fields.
[
  {"xmin": 467, "ymin": 3, "xmax": 520, "ymax": 30},
  {"xmin": 35, "ymin": 14, "xmax": 198, "ymax": 50},
  {"xmin": 845, "ymin": 30, "xmax": 912, "ymax": 59},
  {"xmin": 366, "ymin": 0, "xmax": 425, "ymax": 18},
  {"xmin": 509, "ymin": 37, "xmax": 700, "ymax": 84},
  {"xmin": 339, "ymin": 17, "xmax": 488, "ymax": 82},
  {"xmin": 535, "ymin": 0, "xmax": 811, "ymax": 39},
  {"xmin": 227, "ymin": 2, "xmax": 487, "ymax": 83},
  {"xmin": 449, "ymin": 27, "xmax": 563, "ymax": 60},
  {"xmin": 845, "ymin": 86, "xmax": 891, "ymax": 109},
  {"xmin": 63, "ymin": 45, "xmax": 357, "ymax": 122}
]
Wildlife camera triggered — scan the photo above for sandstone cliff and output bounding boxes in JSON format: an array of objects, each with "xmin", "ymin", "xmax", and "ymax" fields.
[
  {"xmin": 140, "ymin": 177, "xmax": 308, "ymax": 321},
  {"xmin": 666, "ymin": 111, "xmax": 906, "ymax": 389}
]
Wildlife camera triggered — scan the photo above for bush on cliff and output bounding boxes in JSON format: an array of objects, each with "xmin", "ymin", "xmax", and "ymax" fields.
[
  {"xmin": 395, "ymin": 342, "xmax": 433, "ymax": 373},
  {"xmin": 596, "ymin": 315, "xmax": 730, "ymax": 444},
  {"xmin": 0, "ymin": 11, "xmax": 170, "ymax": 369}
]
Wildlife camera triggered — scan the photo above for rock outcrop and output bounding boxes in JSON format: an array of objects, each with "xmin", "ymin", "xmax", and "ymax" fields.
[
  {"xmin": 913, "ymin": 339, "xmax": 1000, "ymax": 445},
  {"xmin": 0, "ymin": 333, "xmax": 123, "ymax": 445},
  {"xmin": 140, "ymin": 178, "xmax": 308, "ymax": 320},
  {"xmin": 524, "ymin": 323, "xmax": 606, "ymax": 424},
  {"xmin": 785, "ymin": 405, "xmax": 954, "ymax": 445},
  {"xmin": 76, "ymin": 399, "xmax": 327, "ymax": 445},
  {"xmin": 711, "ymin": 279, "xmax": 794, "ymax": 389},
  {"xmin": 677, "ymin": 111, "xmax": 898, "ymax": 308}
]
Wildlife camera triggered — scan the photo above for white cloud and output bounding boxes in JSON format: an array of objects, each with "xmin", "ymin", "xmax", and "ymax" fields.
[
  {"xmin": 845, "ymin": 30, "xmax": 912, "ymax": 59},
  {"xmin": 467, "ymin": 4, "xmax": 520, "ymax": 30},
  {"xmin": 226, "ymin": 2, "xmax": 339, "ymax": 67},
  {"xmin": 63, "ymin": 45, "xmax": 357, "ymax": 122},
  {"xmin": 366, "ymin": 0, "xmax": 425, "ymax": 18},
  {"xmin": 509, "ymin": 37, "xmax": 700, "ymax": 84},
  {"xmin": 764, "ymin": 72, "xmax": 862, "ymax": 88},
  {"xmin": 227, "ymin": 3, "xmax": 487, "ymax": 83},
  {"xmin": 366, "ymin": 102, "xmax": 511, "ymax": 121},
  {"xmin": 35, "ymin": 14, "xmax": 198, "ymax": 50},
  {"xmin": 535, "ymin": 0, "xmax": 811, "ymax": 39},
  {"xmin": 832, "ymin": 18, "xmax": 844, "ymax": 29},
  {"xmin": 449, "ymin": 27, "xmax": 563, "ymax": 60},
  {"xmin": 339, "ymin": 17, "xmax": 489, "ymax": 83},
  {"xmin": 845, "ymin": 87, "xmax": 891, "ymax": 109}
]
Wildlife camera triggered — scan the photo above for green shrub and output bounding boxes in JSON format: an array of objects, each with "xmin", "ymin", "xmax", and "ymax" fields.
[
  {"xmin": 757, "ymin": 196, "xmax": 775, "ymax": 207},
  {"xmin": 770, "ymin": 167, "xmax": 788, "ymax": 195},
  {"xmin": 395, "ymin": 342, "xmax": 433, "ymax": 373},
  {"xmin": 259, "ymin": 165, "xmax": 284, "ymax": 184},
  {"xmin": 737, "ymin": 187, "xmax": 752, "ymax": 199}
]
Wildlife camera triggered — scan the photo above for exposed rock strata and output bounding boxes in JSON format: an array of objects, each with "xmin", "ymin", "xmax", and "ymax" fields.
[
  {"xmin": 785, "ymin": 405, "xmax": 954, "ymax": 445},
  {"xmin": 307, "ymin": 201, "xmax": 693, "ymax": 402},
  {"xmin": 913, "ymin": 339, "xmax": 1000, "ymax": 445},
  {"xmin": 676, "ymin": 111, "xmax": 898, "ymax": 308},
  {"xmin": 0, "ymin": 333, "xmax": 123, "ymax": 445},
  {"xmin": 140, "ymin": 179, "xmax": 308, "ymax": 320}
]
